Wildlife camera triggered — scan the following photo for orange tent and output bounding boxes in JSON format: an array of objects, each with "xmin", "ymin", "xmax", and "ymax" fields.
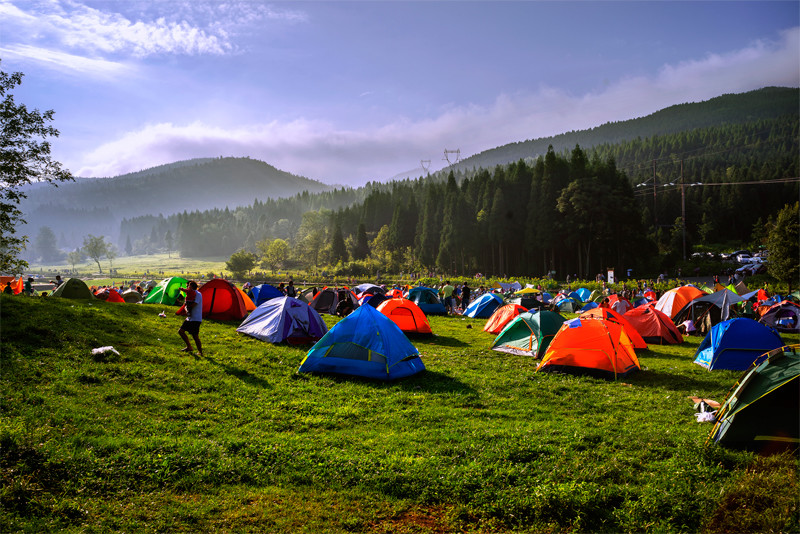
[
  {"xmin": 538, "ymin": 317, "xmax": 641, "ymax": 379},
  {"xmin": 1, "ymin": 276, "xmax": 21, "ymax": 294},
  {"xmin": 238, "ymin": 287, "xmax": 256, "ymax": 311},
  {"xmin": 655, "ymin": 286, "xmax": 706, "ymax": 319},
  {"xmin": 199, "ymin": 279, "xmax": 248, "ymax": 321},
  {"xmin": 483, "ymin": 303, "xmax": 527, "ymax": 334},
  {"xmin": 376, "ymin": 298, "xmax": 432, "ymax": 335},
  {"xmin": 624, "ymin": 306, "xmax": 683, "ymax": 345},
  {"xmin": 580, "ymin": 307, "xmax": 647, "ymax": 350}
]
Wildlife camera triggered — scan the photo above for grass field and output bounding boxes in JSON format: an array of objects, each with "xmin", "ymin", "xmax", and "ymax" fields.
[{"xmin": 1, "ymin": 295, "xmax": 798, "ymax": 532}]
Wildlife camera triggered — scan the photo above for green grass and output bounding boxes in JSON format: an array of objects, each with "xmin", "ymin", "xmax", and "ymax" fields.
[{"xmin": 1, "ymin": 295, "xmax": 798, "ymax": 532}]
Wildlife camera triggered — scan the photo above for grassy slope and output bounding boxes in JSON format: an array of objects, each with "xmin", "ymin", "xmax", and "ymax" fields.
[{"xmin": 1, "ymin": 295, "xmax": 797, "ymax": 533}]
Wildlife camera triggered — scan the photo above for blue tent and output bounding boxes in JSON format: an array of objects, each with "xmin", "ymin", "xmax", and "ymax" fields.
[
  {"xmin": 540, "ymin": 292, "xmax": 553, "ymax": 304},
  {"xmin": 298, "ymin": 304, "xmax": 425, "ymax": 380},
  {"xmin": 237, "ymin": 296, "xmax": 328, "ymax": 344},
  {"xmin": 580, "ymin": 301, "xmax": 599, "ymax": 312},
  {"xmin": 407, "ymin": 286, "xmax": 446, "ymax": 315},
  {"xmin": 693, "ymin": 318, "xmax": 785, "ymax": 371},
  {"xmin": 249, "ymin": 284, "xmax": 283, "ymax": 306},
  {"xmin": 464, "ymin": 293, "xmax": 503, "ymax": 318}
]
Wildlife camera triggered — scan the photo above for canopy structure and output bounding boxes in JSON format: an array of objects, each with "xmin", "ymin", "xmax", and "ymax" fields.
[
  {"xmin": 483, "ymin": 303, "xmax": 528, "ymax": 335},
  {"xmin": 299, "ymin": 304, "xmax": 425, "ymax": 380},
  {"xmin": 538, "ymin": 317, "xmax": 641, "ymax": 379},
  {"xmin": 491, "ymin": 311, "xmax": 566, "ymax": 358},
  {"xmin": 237, "ymin": 296, "xmax": 328, "ymax": 344},
  {"xmin": 693, "ymin": 318, "xmax": 785, "ymax": 371},
  {"xmin": 376, "ymin": 298, "xmax": 432, "ymax": 335},
  {"xmin": 709, "ymin": 344, "xmax": 799, "ymax": 454},
  {"xmin": 143, "ymin": 277, "xmax": 188, "ymax": 305}
]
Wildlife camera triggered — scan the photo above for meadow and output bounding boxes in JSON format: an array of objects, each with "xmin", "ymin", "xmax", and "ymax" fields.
[{"xmin": 1, "ymin": 294, "xmax": 797, "ymax": 533}]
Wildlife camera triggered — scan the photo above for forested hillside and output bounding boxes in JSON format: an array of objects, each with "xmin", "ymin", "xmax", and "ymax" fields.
[{"xmin": 19, "ymin": 157, "xmax": 331, "ymax": 252}]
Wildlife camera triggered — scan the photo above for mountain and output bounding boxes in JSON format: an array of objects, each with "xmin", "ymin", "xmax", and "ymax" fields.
[
  {"xmin": 20, "ymin": 157, "xmax": 332, "ymax": 250},
  {"xmin": 442, "ymin": 86, "xmax": 799, "ymax": 174}
]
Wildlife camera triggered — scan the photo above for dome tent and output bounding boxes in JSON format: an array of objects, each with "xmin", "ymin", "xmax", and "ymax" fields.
[
  {"xmin": 491, "ymin": 311, "xmax": 566, "ymax": 358},
  {"xmin": 483, "ymin": 303, "xmax": 528, "ymax": 335},
  {"xmin": 624, "ymin": 306, "xmax": 683, "ymax": 345},
  {"xmin": 693, "ymin": 318, "xmax": 785, "ymax": 371},
  {"xmin": 143, "ymin": 277, "xmax": 187, "ymax": 305},
  {"xmin": 376, "ymin": 298, "xmax": 433, "ymax": 335},
  {"xmin": 199, "ymin": 278, "xmax": 248, "ymax": 321},
  {"xmin": 406, "ymin": 286, "xmax": 446, "ymax": 315},
  {"xmin": 298, "ymin": 304, "xmax": 425, "ymax": 380},
  {"xmin": 464, "ymin": 293, "xmax": 503, "ymax": 318},
  {"xmin": 50, "ymin": 278, "xmax": 94, "ymax": 299},
  {"xmin": 237, "ymin": 296, "xmax": 328, "ymax": 344},
  {"xmin": 580, "ymin": 307, "xmax": 648, "ymax": 350}
]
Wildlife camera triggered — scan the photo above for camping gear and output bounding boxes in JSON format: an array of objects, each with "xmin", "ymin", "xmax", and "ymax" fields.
[
  {"xmin": 759, "ymin": 300, "xmax": 800, "ymax": 333},
  {"xmin": 406, "ymin": 286, "xmax": 447, "ymax": 315},
  {"xmin": 491, "ymin": 311, "xmax": 566, "ymax": 358},
  {"xmin": 199, "ymin": 278, "xmax": 248, "ymax": 321},
  {"xmin": 483, "ymin": 303, "xmax": 527, "ymax": 335},
  {"xmin": 376, "ymin": 298, "xmax": 432, "ymax": 335},
  {"xmin": 537, "ymin": 317, "xmax": 641, "ymax": 379},
  {"xmin": 464, "ymin": 293, "xmax": 503, "ymax": 318},
  {"xmin": 143, "ymin": 277, "xmax": 188, "ymax": 305},
  {"xmin": 624, "ymin": 306, "xmax": 683, "ymax": 344},
  {"xmin": 354, "ymin": 283, "xmax": 385, "ymax": 296},
  {"xmin": 580, "ymin": 307, "xmax": 647, "ymax": 350},
  {"xmin": 50, "ymin": 278, "xmax": 94, "ymax": 299},
  {"xmin": 693, "ymin": 318, "xmax": 785, "ymax": 371},
  {"xmin": 298, "ymin": 304, "xmax": 425, "ymax": 380},
  {"xmin": 237, "ymin": 296, "xmax": 328, "ymax": 344},
  {"xmin": 708, "ymin": 344, "xmax": 799, "ymax": 454},
  {"xmin": 655, "ymin": 286, "xmax": 706, "ymax": 319}
]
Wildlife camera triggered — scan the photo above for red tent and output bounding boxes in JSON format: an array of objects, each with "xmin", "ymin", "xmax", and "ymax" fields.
[
  {"xmin": 624, "ymin": 306, "xmax": 683, "ymax": 345},
  {"xmin": 199, "ymin": 279, "xmax": 248, "ymax": 321},
  {"xmin": 483, "ymin": 304, "xmax": 527, "ymax": 335},
  {"xmin": 376, "ymin": 298, "xmax": 432, "ymax": 334}
]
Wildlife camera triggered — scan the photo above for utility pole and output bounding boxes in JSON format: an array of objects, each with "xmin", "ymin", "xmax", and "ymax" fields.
[
  {"xmin": 681, "ymin": 159, "xmax": 686, "ymax": 260},
  {"xmin": 443, "ymin": 149, "xmax": 461, "ymax": 166}
]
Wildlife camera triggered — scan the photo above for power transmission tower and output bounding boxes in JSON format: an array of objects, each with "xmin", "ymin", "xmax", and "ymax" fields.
[
  {"xmin": 443, "ymin": 149, "xmax": 461, "ymax": 166},
  {"xmin": 420, "ymin": 160, "xmax": 431, "ymax": 174}
]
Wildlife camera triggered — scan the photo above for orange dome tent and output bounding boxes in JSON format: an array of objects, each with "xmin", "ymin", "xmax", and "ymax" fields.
[
  {"xmin": 538, "ymin": 317, "xmax": 641, "ymax": 379},
  {"xmin": 484, "ymin": 303, "xmax": 528, "ymax": 335},
  {"xmin": 655, "ymin": 286, "xmax": 706, "ymax": 319},
  {"xmin": 624, "ymin": 306, "xmax": 683, "ymax": 345},
  {"xmin": 376, "ymin": 298, "xmax": 432, "ymax": 335},
  {"xmin": 580, "ymin": 307, "xmax": 648, "ymax": 350}
]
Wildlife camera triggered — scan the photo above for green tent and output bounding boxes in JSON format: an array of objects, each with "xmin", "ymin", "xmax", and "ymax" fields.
[
  {"xmin": 708, "ymin": 344, "xmax": 799, "ymax": 454},
  {"xmin": 50, "ymin": 278, "xmax": 94, "ymax": 299},
  {"xmin": 143, "ymin": 277, "xmax": 188, "ymax": 305},
  {"xmin": 491, "ymin": 311, "xmax": 566, "ymax": 358}
]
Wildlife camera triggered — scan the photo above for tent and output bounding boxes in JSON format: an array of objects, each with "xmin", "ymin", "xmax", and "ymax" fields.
[
  {"xmin": 407, "ymin": 286, "xmax": 447, "ymax": 315},
  {"xmin": 310, "ymin": 287, "xmax": 360, "ymax": 315},
  {"xmin": 572, "ymin": 288, "xmax": 592, "ymax": 302},
  {"xmin": 708, "ymin": 344, "xmax": 799, "ymax": 454},
  {"xmin": 376, "ymin": 298, "xmax": 432, "ymax": 335},
  {"xmin": 199, "ymin": 278, "xmax": 248, "ymax": 321},
  {"xmin": 298, "ymin": 287, "xmax": 317, "ymax": 304},
  {"xmin": 537, "ymin": 317, "xmax": 641, "ymax": 379},
  {"xmin": 249, "ymin": 284, "xmax": 283, "ymax": 306},
  {"xmin": 143, "ymin": 277, "xmax": 188, "ymax": 305},
  {"xmin": 50, "ymin": 278, "xmax": 94, "ymax": 299},
  {"xmin": 354, "ymin": 283, "xmax": 385, "ymax": 296},
  {"xmin": 121, "ymin": 289, "xmax": 143, "ymax": 303},
  {"xmin": 238, "ymin": 288, "xmax": 256, "ymax": 312},
  {"xmin": 298, "ymin": 304, "xmax": 425, "ymax": 380},
  {"xmin": 483, "ymin": 303, "xmax": 528, "ymax": 335},
  {"xmin": 759, "ymin": 300, "xmax": 800, "ymax": 333},
  {"xmin": 580, "ymin": 307, "xmax": 648, "ymax": 350},
  {"xmin": 361, "ymin": 293, "xmax": 389, "ymax": 309},
  {"xmin": 99, "ymin": 288, "xmax": 125, "ymax": 303},
  {"xmin": 673, "ymin": 292, "xmax": 743, "ymax": 338},
  {"xmin": 655, "ymin": 286, "xmax": 707, "ymax": 319},
  {"xmin": 464, "ymin": 293, "xmax": 503, "ymax": 318},
  {"xmin": 554, "ymin": 297, "xmax": 580, "ymax": 313},
  {"xmin": 624, "ymin": 306, "xmax": 683, "ymax": 345},
  {"xmin": 1, "ymin": 276, "xmax": 23, "ymax": 295},
  {"xmin": 693, "ymin": 318, "xmax": 785, "ymax": 371},
  {"xmin": 237, "ymin": 296, "xmax": 328, "ymax": 344},
  {"xmin": 491, "ymin": 310, "xmax": 566, "ymax": 358}
]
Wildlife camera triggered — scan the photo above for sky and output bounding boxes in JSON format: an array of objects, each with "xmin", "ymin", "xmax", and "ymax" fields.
[{"xmin": 1, "ymin": 0, "xmax": 798, "ymax": 187}]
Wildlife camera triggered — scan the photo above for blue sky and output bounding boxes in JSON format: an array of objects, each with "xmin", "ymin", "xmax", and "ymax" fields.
[{"xmin": 2, "ymin": 0, "xmax": 798, "ymax": 186}]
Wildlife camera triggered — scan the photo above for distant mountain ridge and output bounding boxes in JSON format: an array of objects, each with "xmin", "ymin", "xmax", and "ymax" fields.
[{"xmin": 442, "ymin": 86, "xmax": 799, "ymax": 174}]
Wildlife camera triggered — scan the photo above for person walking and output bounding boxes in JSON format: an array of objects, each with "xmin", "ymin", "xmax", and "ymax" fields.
[
  {"xmin": 461, "ymin": 282, "xmax": 471, "ymax": 311},
  {"xmin": 178, "ymin": 281, "xmax": 203, "ymax": 355}
]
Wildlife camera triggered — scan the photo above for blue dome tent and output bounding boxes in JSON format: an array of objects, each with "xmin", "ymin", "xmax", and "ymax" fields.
[
  {"xmin": 464, "ymin": 293, "xmax": 503, "ymax": 318},
  {"xmin": 693, "ymin": 318, "xmax": 785, "ymax": 371},
  {"xmin": 298, "ymin": 304, "xmax": 425, "ymax": 380}
]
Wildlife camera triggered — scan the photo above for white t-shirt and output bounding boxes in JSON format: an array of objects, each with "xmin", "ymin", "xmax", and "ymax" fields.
[{"xmin": 188, "ymin": 291, "xmax": 203, "ymax": 322}]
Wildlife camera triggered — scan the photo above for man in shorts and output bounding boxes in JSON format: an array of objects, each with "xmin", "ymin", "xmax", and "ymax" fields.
[{"xmin": 178, "ymin": 281, "xmax": 203, "ymax": 355}]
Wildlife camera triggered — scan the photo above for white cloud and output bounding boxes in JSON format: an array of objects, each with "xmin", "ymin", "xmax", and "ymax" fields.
[
  {"xmin": 71, "ymin": 26, "xmax": 800, "ymax": 185},
  {"xmin": 0, "ymin": 44, "xmax": 133, "ymax": 78}
]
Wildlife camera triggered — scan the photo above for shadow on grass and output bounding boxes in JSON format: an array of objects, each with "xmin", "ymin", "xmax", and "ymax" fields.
[
  {"xmin": 293, "ymin": 369, "xmax": 477, "ymax": 395},
  {"xmin": 628, "ymin": 368, "xmax": 729, "ymax": 392},
  {"xmin": 416, "ymin": 335, "xmax": 469, "ymax": 348},
  {"xmin": 199, "ymin": 354, "xmax": 272, "ymax": 389}
]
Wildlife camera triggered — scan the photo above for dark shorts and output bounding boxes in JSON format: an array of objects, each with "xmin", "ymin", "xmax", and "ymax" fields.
[{"xmin": 180, "ymin": 320, "xmax": 201, "ymax": 336}]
